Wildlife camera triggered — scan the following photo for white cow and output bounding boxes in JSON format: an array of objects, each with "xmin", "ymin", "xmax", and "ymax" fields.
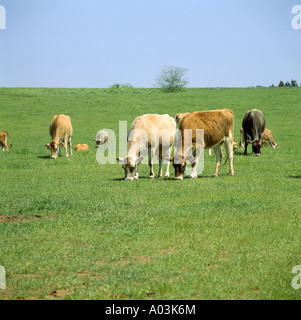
[{"xmin": 117, "ymin": 114, "xmax": 176, "ymax": 180}]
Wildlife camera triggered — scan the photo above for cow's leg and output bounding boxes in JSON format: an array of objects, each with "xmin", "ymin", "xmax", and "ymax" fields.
[
  {"xmin": 149, "ymin": 148, "xmax": 155, "ymax": 179},
  {"xmin": 64, "ymin": 135, "xmax": 69, "ymax": 158},
  {"xmin": 213, "ymin": 144, "xmax": 223, "ymax": 177},
  {"xmin": 190, "ymin": 146, "xmax": 201, "ymax": 179},
  {"xmin": 244, "ymin": 133, "xmax": 248, "ymax": 155},
  {"xmin": 68, "ymin": 137, "xmax": 73, "ymax": 156},
  {"xmin": 224, "ymin": 137, "xmax": 234, "ymax": 176},
  {"xmin": 158, "ymin": 156, "xmax": 163, "ymax": 178}
]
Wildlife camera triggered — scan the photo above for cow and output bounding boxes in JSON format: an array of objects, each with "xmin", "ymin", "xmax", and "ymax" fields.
[
  {"xmin": 241, "ymin": 109, "xmax": 266, "ymax": 156},
  {"xmin": 261, "ymin": 129, "xmax": 279, "ymax": 150},
  {"xmin": 171, "ymin": 109, "xmax": 235, "ymax": 180},
  {"xmin": 45, "ymin": 114, "xmax": 73, "ymax": 159},
  {"xmin": 94, "ymin": 130, "xmax": 109, "ymax": 149},
  {"xmin": 0, "ymin": 132, "xmax": 12, "ymax": 151},
  {"xmin": 75, "ymin": 144, "xmax": 89, "ymax": 152},
  {"xmin": 240, "ymin": 127, "xmax": 278, "ymax": 150},
  {"xmin": 117, "ymin": 114, "xmax": 176, "ymax": 180}
]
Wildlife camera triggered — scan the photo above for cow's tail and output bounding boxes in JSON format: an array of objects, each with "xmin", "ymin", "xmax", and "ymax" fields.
[{"xmin": 6, "ymin": 132, "xmax": 12, "ymax": 150}]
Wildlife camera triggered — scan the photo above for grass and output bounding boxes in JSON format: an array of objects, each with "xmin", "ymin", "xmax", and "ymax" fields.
[{"xmin": 0, "ymin": 87, "xmax": 301, "ymax": 300}]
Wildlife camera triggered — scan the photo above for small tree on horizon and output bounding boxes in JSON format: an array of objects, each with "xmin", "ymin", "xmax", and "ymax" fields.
[
  {"xmin": 156, "ymin": 65, "xmax": 189, "ymax": 92},
  {"xmin": 278, "ymin": 81, "xmax": 284, "ymax": 87}
]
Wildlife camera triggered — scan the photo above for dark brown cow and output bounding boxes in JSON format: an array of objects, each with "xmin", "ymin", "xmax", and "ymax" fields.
[
  {"xmin": 242, "ymin": 109, "xmax": 265, "ymax": 156},
  {"xmin": 0, "ymin": 132, "xmax": 12, "ymax": 151},
  {"xmin": 171, "ymin": 109, "xmax": 235, "ymax": 180}
]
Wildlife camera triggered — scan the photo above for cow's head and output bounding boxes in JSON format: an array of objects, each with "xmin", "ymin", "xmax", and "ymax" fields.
[
  {"xmin": 247, "ymin": 139, "xmax": 262, "ymax": 156},
  {"xmin": 45, "ymin": 141, "xmax": 63, "ymax": 159},
  {"xmin": 169, "ymin": 154, "xmax": 195, "ymax": 180},
  {"xmin": 94, "ymin": 135, "xmax": 108, "ymax": 149},
  {"xmin": 117, "ymin": 156, "xmax": 144, "ymax": 180}
]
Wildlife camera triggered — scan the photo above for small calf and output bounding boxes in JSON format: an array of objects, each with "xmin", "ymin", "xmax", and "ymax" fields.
[
  {"xmin": 94, "ymin": 130, "xmax": 109, "ymax": 149},
  {"xmin": 75, "ymin": 144, "xmax": 89, "ymax": 152}
]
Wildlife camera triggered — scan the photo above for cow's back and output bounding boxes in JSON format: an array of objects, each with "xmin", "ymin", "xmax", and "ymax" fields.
[
  {"xmin": 49, "ymin": 115, "xmax": 73, "ymax": 139},
  {"xmin": 129, "ymin": 114, "xmax": 176, "ymax": 143},
  {"xmin": 179, "ymin": 109, "xmax": 234, "ymax": 148},
  {"xmin": 242, "ymin": 109, "xmax": 265, "ymax": 140}
]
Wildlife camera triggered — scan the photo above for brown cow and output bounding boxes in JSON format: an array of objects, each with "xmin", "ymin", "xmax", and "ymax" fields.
[
  {"xmin": 0, "ymin": 132, "xmax": 12, "ymax": 151},
  {"xmin": 74, "ymin": 144, "xmax": 89, "ymax": 152},
  {"xmin": 171, "ymin": 109, "xmax": 235, "ymax": 180},
  {"xmin": 45, "ymin": 115, "xmax": 73, "ymax": 159}
]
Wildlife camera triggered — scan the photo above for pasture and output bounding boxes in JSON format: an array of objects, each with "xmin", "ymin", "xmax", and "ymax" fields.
[{"xmin": 0, "ymin": 87, "xmax": 301, "ymax": 300}]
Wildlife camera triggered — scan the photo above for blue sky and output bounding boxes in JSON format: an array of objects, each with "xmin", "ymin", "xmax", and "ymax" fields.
[{"xmin": 0, "ymin": 0, "xmax": 300, "ymax": 87}]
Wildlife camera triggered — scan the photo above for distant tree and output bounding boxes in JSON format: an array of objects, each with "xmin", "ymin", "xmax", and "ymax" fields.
[
  {"xmin": 278, "ymin": 81, "xmax": 284, "ymax": 87},
  {"xmin": 291, "ymin": 79, "xmax": 298, "ymax": 87},
  {"xmin": 109, "ymin": 83, "xmax": 133, "ymax": 89},
  {"xmin": 285, "ymin": 81, "xmax": 292, "ymax": 87},
  {"xmin": 156, "ymin": 65, "xmax": 189, "ymax": 92}
]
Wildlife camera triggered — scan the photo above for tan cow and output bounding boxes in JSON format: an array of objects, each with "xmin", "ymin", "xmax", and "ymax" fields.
[
  {"xmin": 45, "ymin": 114, "xmax": 73, "ymax": 159},
  {"xmin": 261, "ymin": 129, "xmax": 279, "ymax": 149},
  {"xmin": 75, "ymin": 144, "xmax": 89, "ymax": 152},
  {"xmin": 0, "ymin": 131, "xmax": 12, "ymax": 151},
  {"xmin": 240, "ymin": 128, "xmax": 278, "ymax": 150},
  {"xmin": 117, "ymin": 114, "xmax": 176, "ymax": 180},
  {"xmin": 171, "ymin": 109, "xmax": 235, "ymax": 180}
]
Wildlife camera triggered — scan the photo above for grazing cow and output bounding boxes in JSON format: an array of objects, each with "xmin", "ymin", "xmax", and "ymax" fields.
[
  {"xmin": 45, "ymin": 114, "xmax": 73, "ymax": 159},
  {"xmin": 171, "ymin": 109, "xmax": 235, "ymax": 180},
  {"xmin": 241, "ymin": 109, "xmax": 266, "ymax": 156},
  {"xmin": 94, "ymin": 130, "xmax": 109, "ymax": 149},
  {"xmin": 117, "ymin": 114, "xmax": 176, "ymax": 180},
  {"xmin": 261, "ymin": 129, "xmax": 279, "ymax": 150},
  {"xmin": 240, "ymin": 127, "xmax": 278, "ymax": 151},
  {"xmin": 0, "ymin": 132, "xmax": 12, "ymax": 151},
  {"xmin": 75, "ymin": 144, "xmax": 89, "ymax": 152}
]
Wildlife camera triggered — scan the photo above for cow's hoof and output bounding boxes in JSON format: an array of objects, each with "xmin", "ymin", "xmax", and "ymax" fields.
[
  {"xmin": 190, "ymin": 175, "xmax": 197, "ymax": 179},
  {"xmin": 165, "ymin": 175, "xmax": 170, "ymax": 179},
  {"xmin": 230, "ymin": 172, "xmax": 235, "ymax": 176},
  {"xmin": 149, "ymin": 176, "xmax": 155, "ymax": 180},
  {"xmin": 213, "ymin": 174, "xmax": 219, "ymax": 178}
]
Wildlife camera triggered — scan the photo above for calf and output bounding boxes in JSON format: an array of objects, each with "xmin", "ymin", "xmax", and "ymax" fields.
[
  {"xmin": 75, "ymin": 144, "xmax": 89, "ymax": 152},
  {"xmin": 94, "ymin": 130, "xmax": 109, "ymax": 149}
]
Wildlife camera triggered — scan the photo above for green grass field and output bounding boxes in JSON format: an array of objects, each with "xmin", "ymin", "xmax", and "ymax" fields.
[{"xmin": 0, "ymin": 87, "xmax": 301, "ymax": 300}]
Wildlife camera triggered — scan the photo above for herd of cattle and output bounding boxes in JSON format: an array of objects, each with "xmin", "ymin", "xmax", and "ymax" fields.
[{"xmin": 0, "ymin": 109, "xmax": 278, "ymax": 180}]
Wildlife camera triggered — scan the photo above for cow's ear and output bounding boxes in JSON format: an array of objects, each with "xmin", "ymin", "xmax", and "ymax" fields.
[
  {"xmin": 136, "ymin": 156, "xmax": 144, "ymax": 164},
  {"xmin": 59, "ymin": 142, "xmax": 64, "ymax": 147},
  {"xmin": 45, "ymin": 143, "xmax": 50, "ymax": 148},
  {"xmin": 93, "ymin": 139, "xmax": 97, "ymax": 141}
]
